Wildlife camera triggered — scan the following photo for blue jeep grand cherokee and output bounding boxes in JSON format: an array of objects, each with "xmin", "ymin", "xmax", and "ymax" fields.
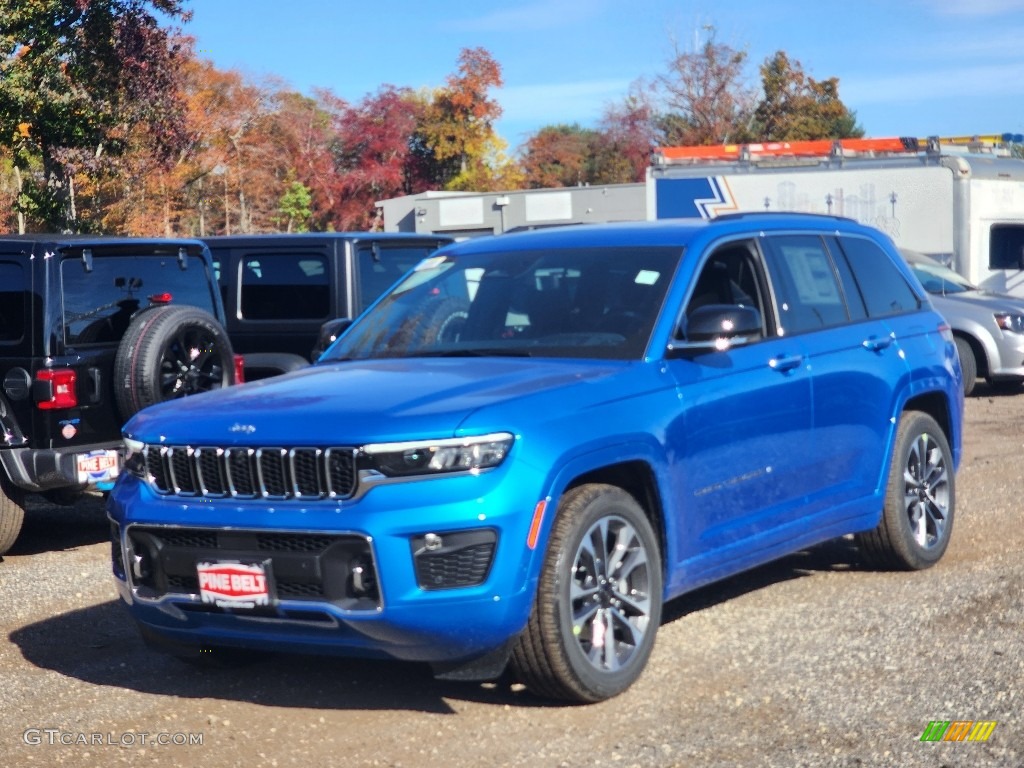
[{"xmin": 108, "ymin": 214, "xmax": 963, "ymax": 703}]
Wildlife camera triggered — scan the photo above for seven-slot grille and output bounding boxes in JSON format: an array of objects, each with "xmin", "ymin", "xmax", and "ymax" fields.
[{"xmin": 141, "ymin": 444, "xmax": 357, "ymax": 499}]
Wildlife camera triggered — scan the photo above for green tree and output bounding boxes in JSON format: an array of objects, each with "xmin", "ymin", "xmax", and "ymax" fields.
[
  {"xmin": 752, "ymin": 51, "xmax": 863, "ymax": 140},
  {"xmin": 276, "ymin": 176, "xmax": 312, "ymax": 233},
  {"xmin": 0, "ymin": 0, "xmax": 190, "ymax": 232}
]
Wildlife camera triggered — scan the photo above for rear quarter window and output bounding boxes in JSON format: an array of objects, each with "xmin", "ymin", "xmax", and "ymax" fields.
[
  {"xmin": 0, "ymin": 259, "xmax": 26, "ymax": 343},
  {"xmin": 836, "ymin": 237, "xmax": 921, "ymax": 318},
  {"xmin": 239, "ymin": 252, "xmax": 330, "ymax": 320}
]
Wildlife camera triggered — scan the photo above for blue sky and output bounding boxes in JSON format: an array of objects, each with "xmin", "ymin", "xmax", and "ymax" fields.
[{"xmin": 179, "ymin": 0, "xmax": 1024, "ymax": 152}]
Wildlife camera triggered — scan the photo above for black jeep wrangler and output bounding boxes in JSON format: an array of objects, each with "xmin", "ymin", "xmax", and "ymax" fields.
[
  {"xmin": 203, "ymin": 233, "xmax": 453, "ymax": 378},
  {"xmin": 0, "ymin": 236, "xmax": 238, "ymax": 554}
]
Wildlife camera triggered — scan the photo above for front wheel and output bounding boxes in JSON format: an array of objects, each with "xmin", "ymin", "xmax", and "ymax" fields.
[
  {"xmin": 856, "ymin": 411, "xmax": 955, "ymax": 570},
  {"xmin": 511, "ymin": 484, "xmax": 662, "ymax": 703}
]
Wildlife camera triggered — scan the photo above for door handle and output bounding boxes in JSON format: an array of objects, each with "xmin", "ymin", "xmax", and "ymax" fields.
[
  {"xmin": 862, "ymin": 335, "xmax": 894, "ymax": 352},
  {"xmin": 768, "ymin": 354, "xmax": 803, "ymax": 373}
]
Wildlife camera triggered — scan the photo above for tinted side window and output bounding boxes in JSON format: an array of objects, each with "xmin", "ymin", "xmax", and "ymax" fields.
[
  {"xmin": 764, "ymin": 235, "xmax": 849, "ymax": 335},
  {"xmin": 240, "ymin": 253, "xmax": 330, "ymax": 320},
  {"xmin": 0, "ymin": 260, "xmax": 26, "ymax": 343},
  {"xmin": 356, "ymin": 245, "xmax": 444, "ymax": 312},
  {"xmin": 990, "ymin": 224, "xmax": 1024, "ymax": 269},
  {"xmin": 825, "ymin": 236, "xmax": 868, "ymax": 322},
  {"xmin": 837, "ymin": 237, "xmax": 921, "ymax": 318},
  {"xmin": 61, "ymin": 255, "xmax": 219, "ymax": 345}
]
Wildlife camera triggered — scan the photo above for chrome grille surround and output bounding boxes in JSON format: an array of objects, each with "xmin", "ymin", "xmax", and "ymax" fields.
[{"xmin": 141, "ymin": 444, "xmax": 357, "ymax": 500}]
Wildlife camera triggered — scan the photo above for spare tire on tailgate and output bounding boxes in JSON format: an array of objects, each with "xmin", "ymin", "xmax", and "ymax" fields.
[{"xmin": 115, "ymin": 305, "xmax": 236, "ymax": 421}]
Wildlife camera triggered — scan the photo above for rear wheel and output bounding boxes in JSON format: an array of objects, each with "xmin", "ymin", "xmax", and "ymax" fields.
[
  {"xmin": 954, "ymin": 336, "xmax": 977, "ymax": 396},
  {"xmin": 0, "ymin": 477, "xmax": 26, "ymax": 556},
  {"xmin": 511, "ymin": 484, "xmax": 662, "ymax": 703},
  {"xmin": 856, "ymin": 411, "xmax": 954, "ymax": 570}
]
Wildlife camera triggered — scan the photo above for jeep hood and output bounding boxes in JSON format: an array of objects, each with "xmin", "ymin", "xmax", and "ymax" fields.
[{"xmin": 124, "ymin": 357, "xmax": 629, "ymax": 445}]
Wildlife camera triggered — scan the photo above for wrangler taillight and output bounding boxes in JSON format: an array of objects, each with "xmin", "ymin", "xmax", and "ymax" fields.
[
  {"xmin": 36, "ymin": 369, "xmax": 78, "ymax": 410},
  {"xmin": 233, "ymin": 354, "xmax": 245, "ymax": 385}
]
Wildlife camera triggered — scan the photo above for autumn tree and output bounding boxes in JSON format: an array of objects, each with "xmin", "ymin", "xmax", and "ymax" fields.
[
  {"xmin": 0, "ymin": 0, "xmax": 191, "ymax": 232},
  {"xmin": 328, "ymin": 85, "xmax": 424, "ymax": 229},
  {"xmin": 414, "ymin": 47, "xmax": 518, "ymax": 192},
  {"xmin": 657, "ymin": 32, "xmax": 756, "ymax": 146},
  {"xmin": 751, "ymin": 51, "xmax": 863, "ymax": 140},
  {"xmin": 593, "ymin": 89, "xmax": 657, "ymax": 183},
  {"xmin": 520, "ymin": 125, "xmax": 599, "ymax": 188}
]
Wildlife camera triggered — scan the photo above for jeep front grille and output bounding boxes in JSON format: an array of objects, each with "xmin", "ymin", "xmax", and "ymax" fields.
[{"xmin": 141, "ymin": 445, "xmax": 357, "ymax": 499}]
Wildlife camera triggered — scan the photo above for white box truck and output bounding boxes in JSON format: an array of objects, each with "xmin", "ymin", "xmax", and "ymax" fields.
[{"xmin": 647, "ymin": 136, "xmax": 1024, "ymax": 296}]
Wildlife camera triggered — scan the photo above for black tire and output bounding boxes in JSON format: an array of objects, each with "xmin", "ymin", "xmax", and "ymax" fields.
[
  {"xmin": 954, "ymin": 336, "xmax": 977, "ymax": 397},
  {"xmin": 420, "ymin": 297, "xmax": 470, "ymax": 345},
  {"xmin": 856, "ymin": 411, "xmax": 955, "ymax": 570},
  {"xmin": 0, "ymin": 477, "xmax": 26, "ymax": 556},
  {"xmin": 114, "ymin": 305, "xmax": 235, "ymax": 421},
  {"xmin": 510, "ymin": 484, "xmax": 662, "ymax": 703}
]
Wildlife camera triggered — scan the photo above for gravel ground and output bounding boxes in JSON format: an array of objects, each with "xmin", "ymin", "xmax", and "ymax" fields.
[{"xmin": 1, "ymin": 387, "xmax": 1021, "ymax": 768}]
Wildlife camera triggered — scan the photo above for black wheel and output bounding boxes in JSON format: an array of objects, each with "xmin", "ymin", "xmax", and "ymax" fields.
[
  {"xmin": 0, "ymin": 477, "xmax": 26, "ymax": 556},
  {"xmin": 856, "ymin": 411, "xmax": 954, "ymax": 570},
  {"xmin": 954, "ymin": 337, "xmax": 977, "ymax": 396},
  {"xmin": 114, "ymin": 305, "xmax": 235, "ymax": 421},
  {"xmin": 510, "ymin": 484, "xmax": 662, "ymax": 703}
]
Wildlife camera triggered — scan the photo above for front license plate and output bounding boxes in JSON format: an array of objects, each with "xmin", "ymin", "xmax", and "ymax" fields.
[
  {"xmin": 197, "ymin": 561, "xmax": 272, "ymax": 608},
  {"xmin": 76, "ymin": 449, "xmax": 120, "ymax": 484}
]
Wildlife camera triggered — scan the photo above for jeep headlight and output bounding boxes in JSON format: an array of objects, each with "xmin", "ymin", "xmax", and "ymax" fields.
[
  {"xmin": 360, "ymin": 433, "xmax": 514, "ymax": 478},
  {"xmin": 123, "ymin": 436, "xmax": 147, "ymax": 479},
  {"xmin": 994, "ymin": 312, "xmax": 1024, "ymax": 333}
]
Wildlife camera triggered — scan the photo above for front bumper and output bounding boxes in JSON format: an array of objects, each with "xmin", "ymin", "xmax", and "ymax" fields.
[
  {"xmin": 986, "ymin": 334, "xmax": 1024, "ymax": 381},
  {"xmin": 107, "ymin": 466, "xmax": 544, "ymax": 666}
]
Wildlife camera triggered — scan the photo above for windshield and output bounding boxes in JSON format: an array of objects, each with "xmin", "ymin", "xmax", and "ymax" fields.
[
  {"xmin": 322, "ymin": 246, "xmax": 681, "ymax": 362},
  {"xmin": 910, "ymin": 260, "xmax": 975, "ymax": 295}
]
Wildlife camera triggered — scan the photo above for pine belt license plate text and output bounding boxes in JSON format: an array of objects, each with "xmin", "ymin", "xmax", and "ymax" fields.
[
  {"xmin": 76, "ymin": 449, "xmax": 120, "ymax": 484},
  {"xmin": 197, "ymin": 561, "xmax": 271, "ymax": 608}
]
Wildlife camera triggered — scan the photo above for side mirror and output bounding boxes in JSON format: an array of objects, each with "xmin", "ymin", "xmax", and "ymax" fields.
[
  {"xmin": 311, "ymin": 317, "xmax": 353, "ymax": 360},
  {"xmin": 671, "ymin": 304, "xmax": 762, "ymax": 352}
]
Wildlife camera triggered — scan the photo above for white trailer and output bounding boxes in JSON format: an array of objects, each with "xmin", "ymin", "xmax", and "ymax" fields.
[{"xmin": 647, "ymin": 137, "xmax": 1024, "ymax": 296}]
